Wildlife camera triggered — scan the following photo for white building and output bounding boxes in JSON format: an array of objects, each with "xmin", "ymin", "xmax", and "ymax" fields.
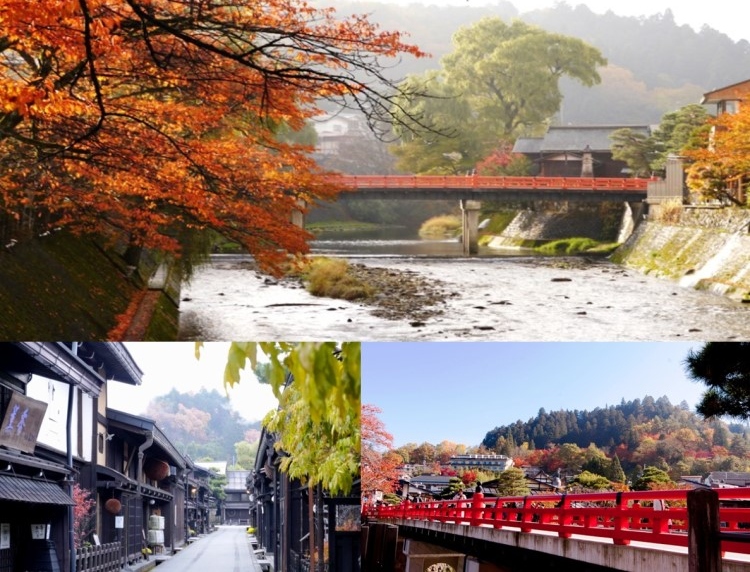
[{"xmin": 449, "ymin": 454, "xmax": 514, "ymax": 473}]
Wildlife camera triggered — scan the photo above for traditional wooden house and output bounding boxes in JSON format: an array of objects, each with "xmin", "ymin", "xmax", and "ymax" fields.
[
  {"xmin": 701, "ymin": 79, "xmax": 750, "ymax": 116},
  {"xmin": 251, "ymin": 426, "xmax": 361, "ymax": 572},
  {"xmin": 222, "ymin": 469, "xmax": 252, "ymax": 526},
  {"xmin": 0, "ymin": 342, "xmax": 141, "ymax": 572},
  {"xmin": 185, "ymin": 461, "xmax": 216, "ymax": 536},
  {"xmin": 700, "ymin": 79, "xmax": 750, "ymax": 204},
  {"xmin": 99, "ymin": 408, "xmax": 187, "ymax": 561},
  {"xmin": 513, "ymin": 125, "xmax": 652, "ymax": 178}
]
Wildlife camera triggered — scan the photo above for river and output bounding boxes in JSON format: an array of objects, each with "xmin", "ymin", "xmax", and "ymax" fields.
[{"xmin": 177, "ymin": 230, "xmax": 750, "ymax": 341}]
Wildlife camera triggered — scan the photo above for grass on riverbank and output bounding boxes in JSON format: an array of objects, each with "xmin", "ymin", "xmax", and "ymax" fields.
[
  {"xmin": 306, "ymin": 220, "xmax": 382, "ymax": 234},
  {"xmin": 535, "ymin": 238, "xmax": 619, "ymax": 255},
  {"xmin": 419, "ymin": 215, "xmax": 462, "ymax": 239},
  {"xmin": 295, "ymin": 257, "xmax": 375, "ymax": 300}
]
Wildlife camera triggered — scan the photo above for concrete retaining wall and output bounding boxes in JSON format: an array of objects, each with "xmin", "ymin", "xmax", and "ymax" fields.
[
  {"xmin": 612, "ymin": 207, "xmax": 750, "ymax": 302},
  {"xmin": 488, "ymin": 201, "xmax": 625, "ymax": 247}
]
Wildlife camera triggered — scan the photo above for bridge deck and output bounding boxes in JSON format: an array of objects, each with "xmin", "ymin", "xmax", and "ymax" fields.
[{"xmin": 333, "ymin": 174, "xmax": 651, "ymax": 191}]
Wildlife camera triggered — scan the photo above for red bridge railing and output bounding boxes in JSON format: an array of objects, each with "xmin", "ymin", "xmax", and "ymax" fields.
[
  {"xmin": 363, "ymin": 488, "xmax": 750, "ymax": 554},
  {"xmin": 331, "ymin": 175, "xmax": 651, "ymax": 191}
]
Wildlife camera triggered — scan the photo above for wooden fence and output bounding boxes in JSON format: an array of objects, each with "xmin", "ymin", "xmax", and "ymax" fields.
[{"xmin": 76, "ymin": 542, "xmax": 121, "ymax": 572}]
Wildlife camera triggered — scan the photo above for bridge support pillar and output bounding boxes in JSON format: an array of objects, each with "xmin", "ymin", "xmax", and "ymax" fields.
[
  {"xmin": 403, "ymin": 539, "xmax": 466, "ymax": 572},
  {"xmin": 460, "ymin": 200, "xmax": 482, "ymax": 256}
]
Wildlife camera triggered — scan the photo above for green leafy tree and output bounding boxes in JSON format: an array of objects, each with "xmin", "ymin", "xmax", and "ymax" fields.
[
  {"xmin": 392, "ymin": 18, "xmax": 605, "ymax": 173},
  {"xmin": 391, "ymin": 72, "xmax": 482, "ymax": 175},
  {"xmin": 234, "ymin": 440, "xmax": 259, "ymax": 470},
  {"xmin": 207, "ymin": 471, "xmax": 227, "ymax": 517},
  {"xmin": 611, "ymin": 104, "xmax": 710, "ymax": 177},
  {"xmin": 649, "ymin": 104, "xmax": 710, "ymax": 170},
  {"xmin": 571, "ymin": 470, "xmax": 612, "ymax": 491},
  {"xmin": 610, "ymin": 128, "xmax": 658, "ymax": 177},
  {"xmin": 208, "ymin": 472, "xmax": 227, "ymax": 503},
  {"xmin": 442, "ymin": 18, "xmax": 605, "ymax": 138},
  {"xmin": 442, "ymin": 477, "xmax": 465, "ymax": 499},
  {"xmin": 495, "ymin": 467, "xmax": 530, "ymax": 497},
  {"xmin": 685, "ymin": 342, "xmax": 750, "ymax": 420},
  {"xmin": 208, "ymin": 342, "xmax": 360, "ymax": 497},
  {"xmin": 632, "ymin": 466, "xmax": 673, "ymax": 490}
]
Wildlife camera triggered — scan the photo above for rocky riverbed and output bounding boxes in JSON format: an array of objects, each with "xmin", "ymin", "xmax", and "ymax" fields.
[
  {"xmin": 249, "ymin": 262, "xmax": 451, "ymax": 324},
  {"xmin": 178, "ymin": 254, "xmax": 750, "ymax": 340}
]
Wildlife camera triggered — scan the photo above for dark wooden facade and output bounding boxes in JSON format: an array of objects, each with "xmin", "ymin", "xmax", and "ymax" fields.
[
  {"xmin": 101, "ymin": 409, "xmax": 186, "ymax": 561},
  {"xmin": 0, "ymin": 342, "xmax": 141, "ymax": 572},
  {"xmin": 251, "ymin": 427, "xmax": 361, "ymax": 572}
]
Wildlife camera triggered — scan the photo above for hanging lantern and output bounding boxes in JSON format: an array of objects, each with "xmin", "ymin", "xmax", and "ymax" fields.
[
  {"xmin": 105, "ymin": 499, "xmax": 122, "ymax": 515},
  {"xmin": 143, "ymin": 458, "xmax": 170, "ymax": 481}
]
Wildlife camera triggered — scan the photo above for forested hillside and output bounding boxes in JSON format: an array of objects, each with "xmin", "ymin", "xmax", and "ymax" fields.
[
  {"xmin": 321, "ymin": 1, "xmax": 750, "ymax": 123},
  {"xmin": 145, "ymin": 388, "xmax": 262, "ymax": 467},
  {"xmin": 481, "ymin": 396, "xmax": 750, "ymax": 479}
]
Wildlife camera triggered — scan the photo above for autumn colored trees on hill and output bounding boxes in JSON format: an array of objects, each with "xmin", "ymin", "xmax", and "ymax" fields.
[{"xmin": 0, "ymin": 0, "xmax": 425, "ymax": 269}]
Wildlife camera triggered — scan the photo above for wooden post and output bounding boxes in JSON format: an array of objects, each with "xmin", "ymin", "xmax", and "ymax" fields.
[
  {"xmin": 363, "ymin": 523, "xmax": 398, "ymax": 572},
  {"xmin": 688, "ymin": 488, "xmax": 721, "ymax": 572}
]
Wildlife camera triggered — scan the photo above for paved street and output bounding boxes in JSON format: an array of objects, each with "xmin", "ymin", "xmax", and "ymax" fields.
[{"xmin": 150, "ymin": 526, "xmax": 270, "ymax": 572}]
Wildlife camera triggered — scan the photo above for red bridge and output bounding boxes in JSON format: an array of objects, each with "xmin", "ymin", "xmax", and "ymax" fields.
[
  {"xmin": 331, "ymin": 174, "xmax": 650, "ymax": 202},
  {"xmin": 363, "ymin": 488, "xmax": 750, "ymax": 571},
  {"xmin": 325, "ymin": 175, "xmax": 653, "ymax": 255},
  {"xmin": 335, "ymin": 174, "xmax": 650, "ymax": 191}
]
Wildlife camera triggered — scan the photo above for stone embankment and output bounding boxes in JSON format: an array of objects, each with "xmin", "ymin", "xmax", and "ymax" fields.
[
  {"xmin": 612, "ymin": 207, "xmax": 750, "ymax": 302},
  {"xmin": 487, "ymin": 204, "xmax": 750, "ymax": 302},
  {"xmin": 485, "ymin": 201, "xmax": 624, "ymax": 248},
  {"xmin": 0, "ymin": 231, "xmax": 181, "ymax": 339}
]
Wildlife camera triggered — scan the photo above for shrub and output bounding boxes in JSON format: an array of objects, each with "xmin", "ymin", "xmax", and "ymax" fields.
[
  {"xmin": 652, "ymin": 198, "xmax": 683, "ymax": 224},
  {"xmin": 536, "ymin": 238, "xmax": 600, "ymax": 255},
  {"xmin": 419, "ymin": 215, "xmax": 462, "ymax": 239},
  {"xmin": 304, "ymin": 258, "xmax": 374, "ymax": 300}
]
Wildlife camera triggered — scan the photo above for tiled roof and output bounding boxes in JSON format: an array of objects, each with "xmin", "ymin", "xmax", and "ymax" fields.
[
  {"xmin": 514, "ymin": 125, "xmax": 651, "ymax": 154},
  {"xmin": 0, "ymin": 474, "xmax": 74, "ymax": 505}
]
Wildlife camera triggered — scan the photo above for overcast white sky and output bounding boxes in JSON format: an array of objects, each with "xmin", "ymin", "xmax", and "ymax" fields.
[
  {"xmin": 106, "ymin": 342, "xmax": 279, "ymax": 423},
  {"xmin": 378, "ymin": 1, "xmax": 749, "ymax": 43}
]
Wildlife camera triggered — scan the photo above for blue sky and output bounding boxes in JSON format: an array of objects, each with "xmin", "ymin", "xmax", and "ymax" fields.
[{"xmin": 362, "ymin": 342, "xmax": 708, "ymax": 447}]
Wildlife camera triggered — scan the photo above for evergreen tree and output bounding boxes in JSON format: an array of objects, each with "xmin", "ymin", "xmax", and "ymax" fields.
[
  {"xmin": 608, "ymin": 455, "xmax": 626, "ymax": 484},
  {"xmin": 571, "ymin": 470, "xmax": 611, "ymax": 491},
  {"xmin": 495, "ymin": 467, "xmax": 530, "ymax": 497},
  {"xmin": 500, "ymin": 431, "xmax": 516, "ymax": 457},
  {"xmin": 686, "ymin": 343, "xmax": 750, "ymax": 420},
  {"xmin": 632, "ymin": 466, "xmax": 673, "ymax": 491}
]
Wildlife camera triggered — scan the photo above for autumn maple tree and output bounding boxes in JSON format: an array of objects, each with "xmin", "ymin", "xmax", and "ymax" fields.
[
  {"xmin": 0, "ymin": 0, "xmax": 426, "ymax": 270},
  {"xmin": 362, "ymin": 403, "xmax": 400, "ymax": 499},
  {"xmin": 685, "ymin": 105, "xmax": 750, "ymax": 205},
  {"xmin": 72, "ymin": 483, "xmax": 96, "ymax": 549}
]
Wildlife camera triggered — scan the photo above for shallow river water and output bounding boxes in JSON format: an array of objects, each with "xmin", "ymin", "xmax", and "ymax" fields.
[{"xmin": 177, "ymin": 236, "xmax": 750, "ymax": 341}]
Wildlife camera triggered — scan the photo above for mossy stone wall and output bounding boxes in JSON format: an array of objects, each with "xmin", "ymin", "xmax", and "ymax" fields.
[
  {"xmin": 611, "ymin": 208, "xmax": 750, "ymax": 301},
  {"xmin": 0, "ymin": 232, "xmax": 179, "ymax": 339}
]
